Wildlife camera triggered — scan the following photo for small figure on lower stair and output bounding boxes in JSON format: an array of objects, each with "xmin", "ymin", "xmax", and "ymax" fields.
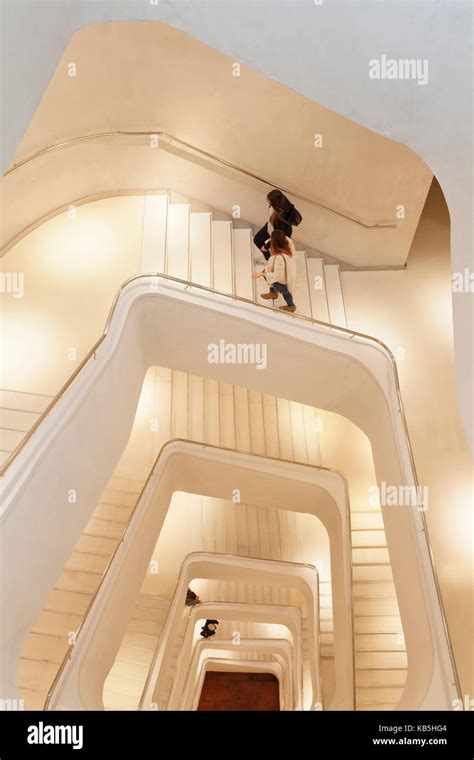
[
  {"xmin": 200, "ymin": 620, "xmax": 219, "ymax": 639},
  {"xmin": 185, "ymin": 587, "xmax": 202, "ymax": 606}
]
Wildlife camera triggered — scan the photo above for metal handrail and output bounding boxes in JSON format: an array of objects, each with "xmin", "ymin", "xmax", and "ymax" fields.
[
  {"xmin": 7, "ymin": 269, "xmax": 459, "ymax": 707},
  {"xmin": 43, "ymin": 438, "xmax": 352, "ymax": 710},
  {"xmin": 4, "ymin": 130, "xmax": 397, "ymax": 229}
]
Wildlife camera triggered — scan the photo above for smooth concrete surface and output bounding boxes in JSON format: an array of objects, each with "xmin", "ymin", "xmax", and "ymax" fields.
[{"xmin": 342, "ymin": 180, "xmax": 474, "ymax": 697}]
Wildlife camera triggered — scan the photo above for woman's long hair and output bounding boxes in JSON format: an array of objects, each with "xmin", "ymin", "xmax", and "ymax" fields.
[
  {"xmin": 267, "ymin": 189, "xmax": 288, "ymax": 227},
  {"xmin": 269, "ymin": 229, "xmax": 293, "ymax": 257}
]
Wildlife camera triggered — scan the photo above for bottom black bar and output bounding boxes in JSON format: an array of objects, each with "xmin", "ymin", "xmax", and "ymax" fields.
[{"xmin": 0, "ymin": 710, "xmax": 473, "ymax": 757}]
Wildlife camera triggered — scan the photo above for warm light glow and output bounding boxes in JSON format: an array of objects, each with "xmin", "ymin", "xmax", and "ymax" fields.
[{"xmin": 1, "ymin": 311, "xmax": 60, "ymax": 392}]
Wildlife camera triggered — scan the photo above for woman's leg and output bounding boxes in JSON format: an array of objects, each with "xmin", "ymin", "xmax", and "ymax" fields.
[{"xmin": 278, "ymin": 284, "xmax": 295, "ymax": 307}]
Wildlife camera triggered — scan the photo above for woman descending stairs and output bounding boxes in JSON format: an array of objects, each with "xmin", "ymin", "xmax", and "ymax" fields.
[{"xmin": 141, "ymin": 192, "xmax": 348, "ymax": 326}]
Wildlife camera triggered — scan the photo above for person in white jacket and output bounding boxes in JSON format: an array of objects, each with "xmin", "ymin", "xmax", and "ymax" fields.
[{"xmin": 252, "ymin": 230, "xmax": 297, "ymax": 313}]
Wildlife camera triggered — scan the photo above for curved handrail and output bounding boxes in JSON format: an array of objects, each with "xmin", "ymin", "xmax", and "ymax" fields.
[
  {"xmin": 0, "ymin": 269, "xmax": 410, "ymax": 476},
  {"xmin": 3, "ymin": 130, "xmax": 397, "ymax": 229},
  {"xmin": 140, "ymin": 551, "xmax": 321, "ymax": 712},
  {"xmin": 7, "ymin": 268, "xmax": 459, "ymax": 706},
  {"xmin": 43, "ymin": 437, "xmax": 353, "ymax": 710}
]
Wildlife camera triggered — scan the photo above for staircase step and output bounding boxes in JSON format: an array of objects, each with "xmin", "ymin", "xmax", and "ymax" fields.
[
  {"xmin": 354, "ymin": 615, "xmax": 402, "ymax": 634},
  {"xmin": 277, "ymin": 511, "xmax": 291, "ymax": 562},
  {"xmin": 107, "ymin": 475, "xmax": 144, "ymax": 494},
  {"xmin": 352, "ymin": 530, "xmax": 387, "ymax": 548},
  {"xmin": 21, "ymin": 633, "xmax": 69, "ymax": 664},
  {"xmin": 211, "ymin": 220, "xmax": 233, "ymax": 293},
  {"xmin": 246, "ymin": 504, "xmax": 259, "ymax": 557},
  {"xmin": 232, "ymin": 228, "xmax": 253, "ymax": 299},
  {"xmin": 100, "ymin": 489, "xmax": 138, "ymax": 507},
  {"xmin": 289, "ymin": 401, "xmax": 308, "ymax": 464},
  {"xmin": 353, "ymin": 582, "xmax": 397, "ymax": 599},
  {"xmin": 276, "ymin": 398, "xmax": 294, "ymax": 460},
  {"xmin": 324, "ymin": 264, "xmax": 347, "ymax": 327},
  {"xmin": 354, "ymin": 598, "xmax": 400, "ymax": 616},
  {"xmin": 19, "ymin": 688, "xmax": 48, "ymax": 710},
  {"xmin": 122, "ymin": 632, "xmax": 159, "ymax": 651},
  {"xmin": 102, "ymin": 689, "xmax": 139, "ymax": 710},
  {"xmin": 351, "ymin": 511, "xmax": 384, "ymax": 530},
  {"xmin": 214, "ymin": 498, "xmax": 227, "ymax": 560},
  {"xmin": 141, "ymin": 195, "xmax": 168, "ymax": 273},
  {"xmin": 233, "ymin": 385, "xmax": 251, "ymax": 452},
  {"xmin": 135, "ymin": 594, "xmax": 170, "ymax": 612},
  {"xmin": 203, "ymin": 378, "xmax": 219, "ymax": 446},
  {"xmin": 187, "ymin": 373, "xmax": 205, "ymax": 441},
  {"xmin": 248, "ymin": 390, "xmax": 266, "ymax": 455},
  {"xmin": 166, "ymin": 203, "xmax": 190, "ymax": 280},
  {"xmin": 64, "ymin": 551, "xmax": 109, "ymax": 574},
  {"xmin": 357, "ymin": 687, "xmax": 404, "ymax": 705},
  {"xmin": 54, "ymin": 569, "xmax": 102, "ymax": 595},
  {"xmin": 202, "ymin": 495, "xmax": 217, "ymax": 553},
  {"xmin": 32, "ymin": 610, "xmax": 82, "ymax": 637},
  {"xmin": 355, "ymin": 633, "xmax": 406, "ymax": 652},
  {"xmin": 219, "ymin": 382, "xmax": 236, "ymax": 449},
  {"xmin": 74, "ymin": 534, "xmax": 119, "ymax": 557},
  {"xmin": 171, "ymin": 370, "xmax": 188, "ymax": 439},
  {"xmin": 104, "ymin": 673, "xmax": 143, "ymax": 699},
  {"xmin": 262, "ymin": 394, "xmax": 280, "ymax": 459},
  {"xmin": 189, "ymin": 212, "xmax": 212, "ymax": 287},
  {"xmin": 109, "ymin": 659, "xmax": 150, "ymax": 682},
  {"xmin": 286, "ymin": 510, "xmax": 300, "ymax": 563},
  {"xmin": 18, "ymin": 658, "xmax": 60, "ymax": 692},
  {"xmin": 0, "ymin": 389, "xmax": 51, "ymax": 413},
  {"xmin": 252, "ymin": 248, "xmax": 273, "ymax": 305},
  {"xmin": 257, "ymin": 507, "xmax": 271, "ymax": 560},
  {"xmin": 356, "ymin": 669, "xmax": 407, "ymax": 688},
  {"xmin": 131, "ymin": 605, "xmax": 167, "ymax": 624},
  {"xmin": 84, "ymin": 517, "xmax": 124, "ymax": 540},
  {"xmin": 94, "ymin": 502, "xmax": 133, "ymax": 523},
  {"xmin": 267, "ymin": 508, "xmax": 281, "ymax": 562},
  {"xmin": 306, "ymin": 258, "xmax": 330, "ymax": 323},
  {"xmin": 356, "ymin": 651, "xmax": 408, "ymax": 669},
  {"xmin": 352, "ymin": 547, "xmax": 390, "ymax": 564},
  {"xmin": 302, "ymin": 404, "xmax": 321, "ymax": 465},
  {"xmin": 292, "ymin": 250, "xmax": 312, "ymax": 317},
  {"xmin": 44, "ymin": 589, "xmax": 91, "ymax": 616},
  {"xmin": 224, "ymin": 500, "xmax": 238, "ymax": 555},
  {"xmin": 153, "ymin": 366, "xmax": 173, "ymax": 447},
  {"xmin": 353, "ymin": 565, "xmax": 393, "ymax": 582},
  {"xmin": 350, "ymin": 501, "xmax": 381, "ymax": 513},
  {"xmin": 126, "ymin": 619, "xmax": 164, "ymax": 637},
  {"xmin": 0, "ymin": 428, "xmax": 24, "ymax": 451},
  {"xmin": 0, "ymin": 407, "xmax": 39, "ymax": 432},
  {"xmin": 320, "ymin": 645, "xmax": 335, "ymax": 657}
]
